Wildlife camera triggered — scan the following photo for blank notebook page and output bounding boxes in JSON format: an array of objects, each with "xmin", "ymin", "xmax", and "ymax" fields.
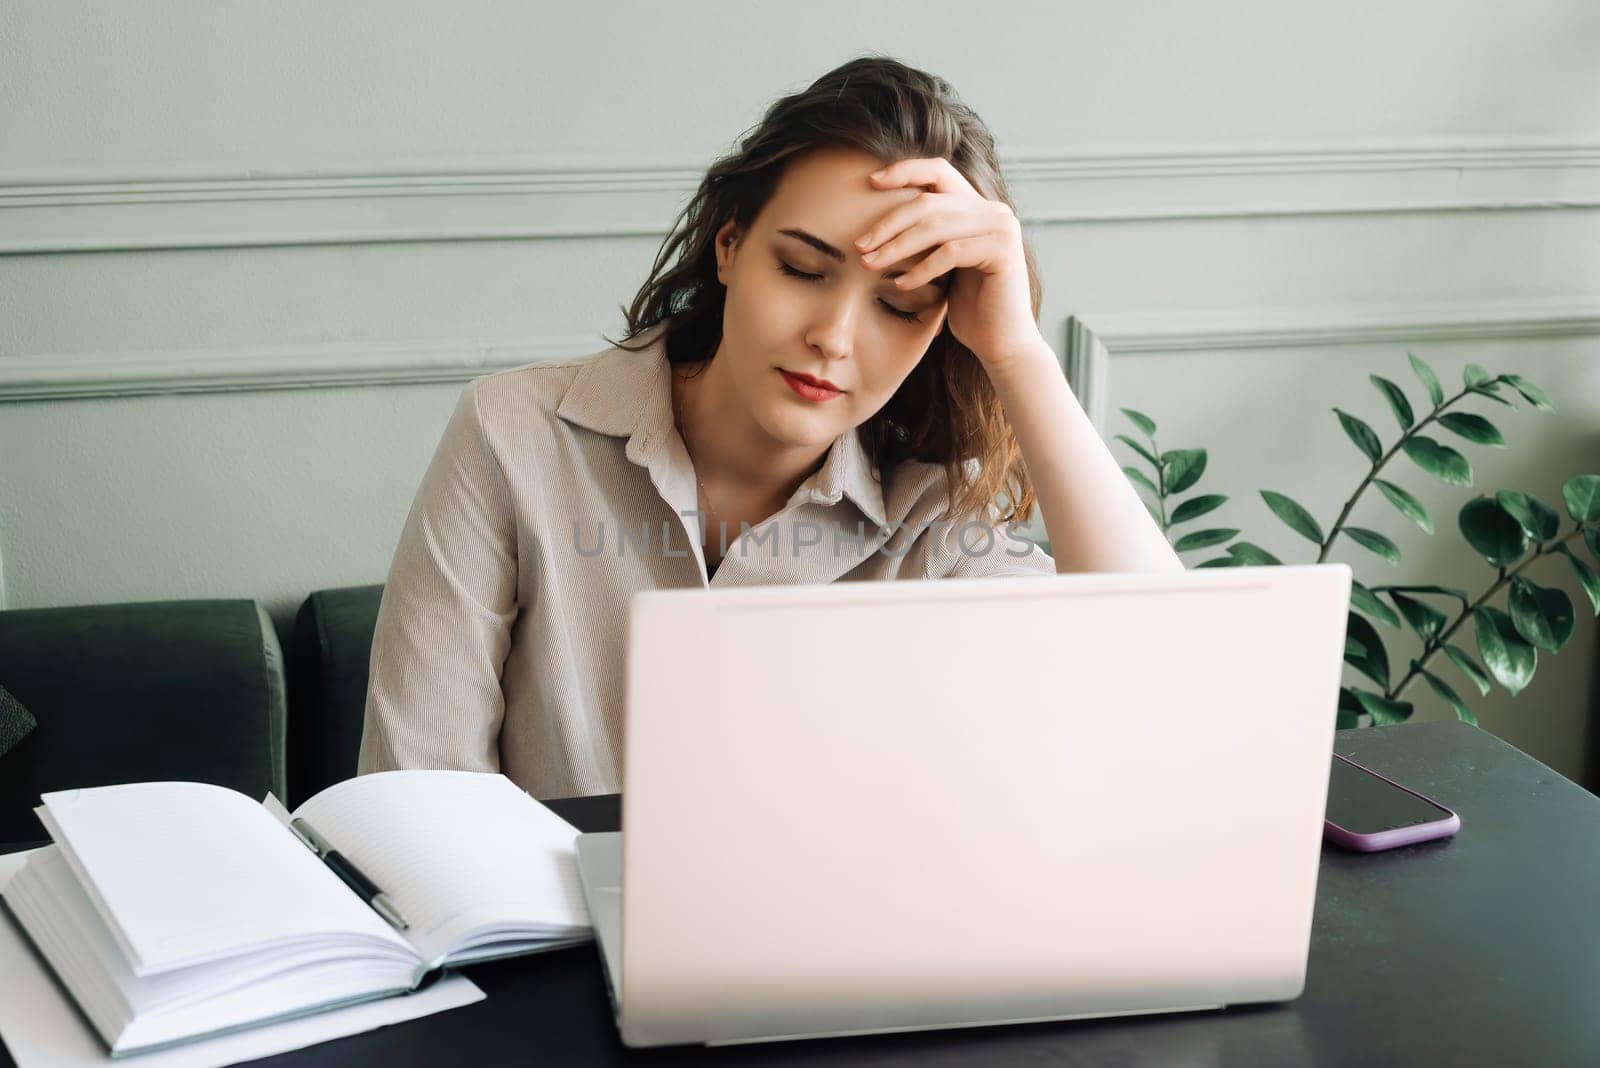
[
  {"xmin": 292, "ymin": 771, "xmax": 591, "ymax": 964},
  {"xmin": 38, "ymin": 782, "xmax": 408, "ymax": 976}
]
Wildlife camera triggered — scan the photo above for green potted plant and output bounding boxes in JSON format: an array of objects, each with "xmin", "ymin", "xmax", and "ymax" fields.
[{"xmin": 1116, "ymin": 355, "xmax": 1600, "ymax": 729}]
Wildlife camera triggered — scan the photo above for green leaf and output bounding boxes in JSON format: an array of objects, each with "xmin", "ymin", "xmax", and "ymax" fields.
[
  {"xmin": 1115, "ymin": 434, "xmax": 1160, "ymax": 470},
  {"xmin": 1161, "ymin": 449, "xmax": 1207, "ymax": 495},
  {"xmin": 1473, "ymin": 606, "xmax": 1537, "ymax": 696},
  {"xmin": 1336, "ymin": 688, "xmax": 1362, "ymax": 729},
  {"xmin": 1382, "ymin": 583, "xmax": 1471, "ymax": 603},
  {"xmin": 1342, "ymin": 527, "xmax": 1401, "ymax": 566},
  {"xmin": 1563, "ymin": 474, "xmax": 1600, "ymax": 523},
  {"xmin": 1350, "ymin": 580, "xmax": 1401, "ymax": 629},
  {"xmin": 1173, "ymin": 528, "xmax": 1239, "ymax": 552},
  {"xmin": 1463, "ymin": 364, "xmax": 1514, "ymax": 406},
  {"xmin": 1170, "ymin": 494, "xmax": 1228, "ymax": 524},
  {"xmin": 1345, "ymin": 636, "xmax": 1367, "ymax": 659},
  {"xmin": 1351, "ymin": 688, "xmax": 1413, "ymax": 725},
  {"xmin": 1193, "ymin": 556, "xmax": 1239, "ymax": 568},
  {"xmin": 1508, "ymin": 576, "xmax": 1575, "ymax": 653},
  {"xmin": 1226, "ymin": 542, "xmax": 1283, "ymax": 566},
  {"xmin": 1587, "ymin": 526, "xmax": 1600, "ymax": 562},
  {"xmin": 1402, "ymin": 436, "xmax": 1473, "ymax": 487},
  {"xmin": 1408, "ymin": 352, "xmax": 1443, "ymax": 407},
  {"xmin": 1498, "ymin": 373, "xmax": 1555, "ymax": 412},
  {"xmin": 1444, "ymin": 644, "xmax": 1493, "ymax": 697},
  {"xmin": 1458, "ymin": 496, "xmax": 1529, "ymax": 567},
  {"xmin": 1344, "ymin": 612, "xmax": 1390, "ymax": 690},
  {"xmin": 1334, "ymin": 408, "xmax": 1382, "ymax": 465},
  {"xmin": 1370, "ymin": 374, "xmax": 1414, "ymax": 430},
  {"xmin": 1420, "ymin": 667, "xmax": 1477, "ymax": 725},
  {"xmin": 1389, "ymin": 591, "xmax": 1448, "ymax": 643},
  {"xmin": 1123, "ymin": 465, "xmax": 1159, "ymax": 495},
  {"xmin": 1555, "ymin": 544, "xmax": 1600, "ymax": 616},
  {"xmin": 1438, "ymin": 412, "xmax": 1506, "ymax": 447},
  {"xmin": 1260, "ymin": 490, "xmax": 1325, "ymax": 545},
  {"xmin": 1373, "ymin": 479, "xmax": 1434, "ymax": 535},
  {"xmin": 1494, "ymin": 490, "xmax": 1561, "ymax": 542},
  {"xmin": 1120, "ymin": 407, "xmax": 1157, "ymax": 438}
]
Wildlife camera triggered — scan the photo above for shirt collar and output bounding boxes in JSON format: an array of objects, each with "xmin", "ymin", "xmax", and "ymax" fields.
[{"xmin": 555, "ymin": 323, "xmax": 888, "ymax": 529}]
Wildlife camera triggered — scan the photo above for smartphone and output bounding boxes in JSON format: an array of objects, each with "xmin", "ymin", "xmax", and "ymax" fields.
[{"xmin": 1324, "ymin": 753, "xmax": 1460, "ymax": 852}]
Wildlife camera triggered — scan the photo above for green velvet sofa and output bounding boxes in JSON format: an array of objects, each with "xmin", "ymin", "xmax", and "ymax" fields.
[{"xmin": 0, "ymin": 585, "xmax": 384, "ymax": 844}]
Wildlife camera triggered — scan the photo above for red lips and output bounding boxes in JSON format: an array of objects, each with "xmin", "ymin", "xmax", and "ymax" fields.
[
  {"xmin": 779, "ymin": 370, "xmax": 844, "ymax": 403},
  {"xmin": 783, "ymin": 371, "xmax": 841, "ymax": 392}
]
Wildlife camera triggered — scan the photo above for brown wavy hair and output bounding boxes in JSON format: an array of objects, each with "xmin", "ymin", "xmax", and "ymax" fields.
[{"xmin": 603, "ymin": 54, "xmax": 1041, "ymax": 527}]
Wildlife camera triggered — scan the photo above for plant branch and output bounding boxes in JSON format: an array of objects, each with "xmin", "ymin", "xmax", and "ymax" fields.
[
  {"xmin": 1315, "ymin": 384, "xmax": 1483, "ymax": 564},
  {"xmin": 1385, "ymin": 522, "xmax": 1590, "ymax": 702},
  {"xmin": 1152, "ymin": 433, "xmax": 1169, "ymax": 530}
]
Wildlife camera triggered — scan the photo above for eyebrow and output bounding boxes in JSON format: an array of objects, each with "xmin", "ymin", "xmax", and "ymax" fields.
[{"xmin": 777, "ymin": 228, "xmax": 952, "ymax": 292}]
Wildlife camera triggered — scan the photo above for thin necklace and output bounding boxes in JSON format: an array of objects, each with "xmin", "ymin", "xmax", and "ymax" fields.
[{"xmin": 671, "ymin": 383, "xmax": 728, "ymax": 554}]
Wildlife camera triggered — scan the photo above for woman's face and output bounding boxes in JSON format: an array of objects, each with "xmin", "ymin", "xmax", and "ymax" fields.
[{"xmin": 711, "ymin": 145, "xmax": 952, "ymax": 451}]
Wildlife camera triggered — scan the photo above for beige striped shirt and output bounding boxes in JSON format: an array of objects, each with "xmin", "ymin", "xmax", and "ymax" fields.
[{"xmin": 357, "ymin": 323, "xmax": 1056, "ymax": 798}]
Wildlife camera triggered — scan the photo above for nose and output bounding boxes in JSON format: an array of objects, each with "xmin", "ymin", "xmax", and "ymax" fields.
[{"xmin": 804, "ymin": 299, "xmax": 856, "ymax": 363}]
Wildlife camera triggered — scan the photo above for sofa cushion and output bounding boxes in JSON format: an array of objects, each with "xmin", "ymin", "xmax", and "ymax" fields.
[
  {"xmin": 0, "ymin": 683, "xmax": 36, "ymax": 758},
  {"xmin": 288, "ymin": 584, "xmax": 384, "ymax": 807},
  {"xmin": 0, "ymin": 598, "xmax": 286, "ymax": 844}
]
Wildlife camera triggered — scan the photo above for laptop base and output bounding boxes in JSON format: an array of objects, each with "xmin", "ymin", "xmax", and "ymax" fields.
[{"xmin": 576, "ymin": 832, "xmax": 1233, "ymax": 1049}]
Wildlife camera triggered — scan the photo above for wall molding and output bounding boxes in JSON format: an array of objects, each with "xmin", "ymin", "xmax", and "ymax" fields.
[
  {"xmin": 1063, "ymin": 295, "xmax": 1600, "ymax": 432},
  {"xmin": 3, "ymin": 137, "xmax": 1597, "ymax": 254},
  {"xmin": 0, "ymin": 333, "xmax": 607, "ymax": 402},
  {"xmin": 9, "ymin": 296, "xmax": 1598, "ymax": 405}
]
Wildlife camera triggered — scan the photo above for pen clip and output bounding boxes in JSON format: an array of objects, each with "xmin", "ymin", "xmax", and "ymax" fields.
[{"xmin": 290, "ymin": 817, "xmax": 332, "ymax": 857}]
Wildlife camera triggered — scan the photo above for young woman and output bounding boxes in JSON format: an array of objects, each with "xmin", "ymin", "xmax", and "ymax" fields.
[{"xmin": 358, "ymin": 56, "xmax": 1182, "ymax": 799}]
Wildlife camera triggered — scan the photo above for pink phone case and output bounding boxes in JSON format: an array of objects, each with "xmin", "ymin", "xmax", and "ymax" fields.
[{"xmin": 1323, "ymin": 753, "xmax": 1461, "ymax": 852}]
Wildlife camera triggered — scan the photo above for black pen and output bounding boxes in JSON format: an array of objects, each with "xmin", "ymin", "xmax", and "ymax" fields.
[{"xmin": 289, "ymin": 817, "xmax": 411, "ymax": 931}]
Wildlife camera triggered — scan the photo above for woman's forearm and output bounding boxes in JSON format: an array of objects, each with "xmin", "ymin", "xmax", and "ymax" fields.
[{"xmin": 984, "ymin": 336, "xmax": 1185, "ymax": 575}]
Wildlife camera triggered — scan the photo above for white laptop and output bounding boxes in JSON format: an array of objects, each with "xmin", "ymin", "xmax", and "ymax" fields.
[{"xmin": 575, "ymin": 563, "xmax": 1352, "ymax": 1048}]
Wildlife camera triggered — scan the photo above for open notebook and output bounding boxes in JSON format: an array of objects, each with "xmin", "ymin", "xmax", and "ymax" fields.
[{"xmin": 0, "ymin": 770, "xmax": 591, "ymax": 1057}]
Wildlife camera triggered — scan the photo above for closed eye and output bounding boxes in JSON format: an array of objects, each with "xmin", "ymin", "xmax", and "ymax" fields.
[{"xmin": 776, "ymin": 261, "xmax": 923, "ymax": 324}]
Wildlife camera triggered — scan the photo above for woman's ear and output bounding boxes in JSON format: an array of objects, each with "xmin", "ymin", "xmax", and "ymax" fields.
[{"xmin": 713, "ymin": 217, "xmax": 741, "ymax": 283}]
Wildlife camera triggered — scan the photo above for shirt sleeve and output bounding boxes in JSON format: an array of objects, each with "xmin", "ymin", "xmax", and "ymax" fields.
[{"xmin": 357, "ymin": 378, "xmax": 519, "ymax": 775}]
